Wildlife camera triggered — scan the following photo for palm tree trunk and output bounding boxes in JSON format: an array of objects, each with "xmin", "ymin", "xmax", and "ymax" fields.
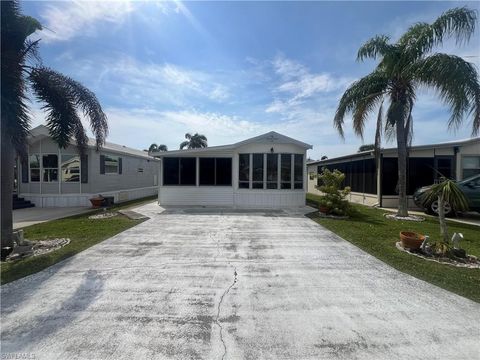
[
  {"xmin": 437, "ymin": 194, "xmax": 449, "ymax": 243},
  {"xmin": 396, "ymin": 114, "xmax": 409, "ymax": 217},
  {"xmin": 1, "ymin": 119, "xmax": 15, "ymax": 249}
]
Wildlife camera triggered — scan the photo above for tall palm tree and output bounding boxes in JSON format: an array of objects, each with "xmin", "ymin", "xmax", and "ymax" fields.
[
  {"xmin": 179, "ymin": 133, "xmax": 208, "ymax": 149},
  {"xmin": 148, "ymin": 143, "xmax": 168, "ymax": 152},
  {"xmin": 334, "ymin": 7, "xmax": 480, "ymax": 217},
  {"xmin": 1, "ymin": 1, "xmax": 108, "ymax": 249}
]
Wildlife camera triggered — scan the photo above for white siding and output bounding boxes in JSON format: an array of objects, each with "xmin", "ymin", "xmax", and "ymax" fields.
[{"xmin": 159, "ymin": 187, "xmax": 234, "ymax": 206}]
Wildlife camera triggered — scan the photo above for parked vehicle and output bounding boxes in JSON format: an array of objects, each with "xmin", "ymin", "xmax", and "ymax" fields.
[{"xmin": 413, "ymin": 174, "xmax": 480, "ymax": 216}]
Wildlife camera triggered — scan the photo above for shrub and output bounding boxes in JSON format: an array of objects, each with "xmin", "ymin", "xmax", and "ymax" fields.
[{"xmin": 315, "ymin": 167, "xmax": 351, "ymax": 216}]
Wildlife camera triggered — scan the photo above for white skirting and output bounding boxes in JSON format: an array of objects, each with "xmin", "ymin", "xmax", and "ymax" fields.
[{"xmin": 21, "ymin": 186, "xmax": 158, "ymax": 207}]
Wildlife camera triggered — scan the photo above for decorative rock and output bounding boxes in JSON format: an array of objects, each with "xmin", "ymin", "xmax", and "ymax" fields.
[
  {"xmin": 452, "ymin": 248, "xmax": 467, "ymax": 258},
  {"xmin": 88, "ymin": 212, "xmax": 118, "ymax": 220},
  {"xmin": 396, "ymin": 242, "xmax": 480, "ymax": 269},
  {"xmin": 384, "ymin": 213, "xmax": 425, "ymax": 222}
]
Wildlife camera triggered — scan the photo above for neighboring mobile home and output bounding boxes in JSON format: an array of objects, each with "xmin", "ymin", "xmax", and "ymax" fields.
[
  {"xmin": 17, "ymin": 125, "xmax": 160, "ymax": 207},
  {"xmin": 151, "ymin": 132, "xmax": 312, "ymax": 208},
  {"xmin": 307, "ymin": 138, "xmax": 480, "ymax": 208}
]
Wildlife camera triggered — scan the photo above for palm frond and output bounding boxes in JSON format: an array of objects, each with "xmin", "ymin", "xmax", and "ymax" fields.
[
  {"xmin": 421, "ymin": 179, "xmax": 469, "ymax": 212},
  {"xmin": 179, "ymin": 141, "xmax": 189, "ymax": 150},
  {"xmin": 334, "ymin": 71, "xmax": 389, "ymax": 138},
  {"xmin": 29, "ymin": 67, "xmax": 108, "ymax": 151},
  {"xmin": 352, "ymin": 92, "xmax": 385, "ymax": 138},
  {"xmin": 399, "ymin": 7, "xmax": 477, "ymax": 59},
  {"xmin": 410, "ymin": 53, "xmax": 480, "ymax": 133},
  {"xmin": 29, "ymin": 68, "xmax": 78, "ymax": 148},
  {"xmin": 357, "ymin": 35, "xmax": 394, "ymax": 61}
]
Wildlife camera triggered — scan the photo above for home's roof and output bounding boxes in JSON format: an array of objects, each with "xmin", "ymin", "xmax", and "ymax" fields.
[
  {"xmin": 150, "ymin": 131, "xmax": 313, "ymax": 157},
  {"xmin": 307, "ymin": 137, "xmax": 480, "ymax": 166},
  {"xmin": 29, "ymin": 125, "xmax": 156, "ymax": 160}
]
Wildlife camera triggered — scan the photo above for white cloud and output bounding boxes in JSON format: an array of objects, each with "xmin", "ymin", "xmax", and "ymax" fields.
[
  {"xmin": 67, "ymin": 55, "xmax": 231, "ymax": 106},
  {"xmin": 36, "ymin": 0, "xmax": 136, "ymax": 43}
]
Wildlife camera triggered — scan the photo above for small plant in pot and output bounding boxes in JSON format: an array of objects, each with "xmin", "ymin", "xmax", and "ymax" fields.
[
  {"xmin": 420, "ymin": 177, "xmax": 469, "ymax": 256},
  {"xmin": 315, "ymin": 167, "xmax": 351, "ymax": 216}
]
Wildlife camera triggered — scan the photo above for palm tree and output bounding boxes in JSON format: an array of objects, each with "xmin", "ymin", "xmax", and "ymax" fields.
[
  {"xmin": 1, "ymin": 1, "xmax": 108, "ymax": 249},
  {"xmin": 179, "ymin": 133, "xmax": 208, "ymax": 149},
  {"xmin": 334, "ymin": 7, "xmax": 480, "ymax": 217},
  {"xmin": 421, "ymin": 178, "xmax": 469, "ymax": 243},
  {"xmin": 148, "ymin": 143, "xmax": 168, "ymax": 152}
]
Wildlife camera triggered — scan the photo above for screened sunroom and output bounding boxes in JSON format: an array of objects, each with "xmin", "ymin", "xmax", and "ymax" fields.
[{"xmin": 151, "ymin": 132, "xmax": 312, "ymax": 208}]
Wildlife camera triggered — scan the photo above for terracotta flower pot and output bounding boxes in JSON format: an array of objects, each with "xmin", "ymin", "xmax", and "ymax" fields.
[
  {"xmin": 319, "ymin": 205, "xmax": 330, "ymax": 214},
  {"xmin": 400, "ymin": 231, "xmax": 425, "ymax": 250},
  {"xmin": 89, "ymin": 197, "xmax": 104, "ymax": 208}
]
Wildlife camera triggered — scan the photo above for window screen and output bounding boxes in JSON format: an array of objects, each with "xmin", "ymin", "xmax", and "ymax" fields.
[
  {"xmin": 281, "ymin": 154, "xmax": 291, "ymax": 189},
  {"xmin": 163, "ymin": 157, "xmax": 179, "ymax": 185},
  {"xmin": 215, "ymin": 158, "xmax": 232, "ymax": 186},
  {"xmin": 239, "ymin": 154, "xmax": 250, "ymax": 188},
  {"xmin": 294, "ymin": 154, "xmax": 303, "ymax": 189},
  {"xmin": 180, "ymin": 157, "xmax": 196, "ymax": 185},
  {"xmin": 252, "ymin": 154, "xmax": 264, "ymax": 189},
  {"xmin": 199, "ymin": 158, "xmax": 215, "ymax": 185},
  {"xmin": 266, "ymin": 153, "xmax": 278, "ymax": 189}
]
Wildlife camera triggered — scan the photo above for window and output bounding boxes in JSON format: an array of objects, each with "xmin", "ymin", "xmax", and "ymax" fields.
[
  {"xmin": 294, "ymin": 154, "xmax": 303, "ymax": 189},
  {"xmin": 29, "ymin": 154, "xmax": 40, "ymax": 182},
  {"xmin": 199, "ymin": 158, "xmax": 232, "ymax": 186},
  {"xmin": 281, "ymin": 154, "xmax": 291, "ymax": 189},
  {"xmin": 239, "ymin": 153, "xmax": 304, "ymax": 190},
  {"xmin": 200, "ymin": 158, "xmax": 215, "ymax": 185},
  {"xmin": 42, "ymin": 154, "xmax": 58, "ymax": 182},
  {"xmin": 266, "ymin": 153, "xmax": 278, "ymax": 189},
  {"xmin": 163, "ymin": 157, "xmax": 196, "ymax": 185},
  {"xmin": 61, "ymin": 155, "xmax": 80, "ymax": 182},
  {"xmin": 252, "ymin": 154, "xmax": 264, "ymax": 189},
  {"xmin": 239, "ymin": 154, "xmax": 250, "ymax": 188},
  {"xmin": 104, "ymin": 155, "xmax": 119, "ymax": 174},
  {"xmin": 215, "ymin": 158, "xmax": 232, "ymax": 185},
  {"xmin": 462, "ymin": 156, "xmax": 480, "ymax": 179}
]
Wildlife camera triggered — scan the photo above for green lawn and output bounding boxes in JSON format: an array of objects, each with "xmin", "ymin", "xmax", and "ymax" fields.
[
  {"xmin": 306, "ymin": 193, "xmax": 480, "ymax": 303},
  {"xmin": 0, "ymin": 196, "xmax": 156, "ymax": 285}
]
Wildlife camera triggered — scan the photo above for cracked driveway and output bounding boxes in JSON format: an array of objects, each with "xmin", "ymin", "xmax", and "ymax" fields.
[{"xmin": 1, "ymin": 202, "xmax": 479, "ymax": 360}]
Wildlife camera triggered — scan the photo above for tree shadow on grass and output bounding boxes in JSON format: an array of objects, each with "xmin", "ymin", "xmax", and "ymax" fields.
[{"xmin": 1, "ymin": 270, "xmax": 104, "ymax": 352}]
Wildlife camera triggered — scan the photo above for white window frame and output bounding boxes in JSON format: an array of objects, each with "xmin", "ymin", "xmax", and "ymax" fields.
[
  {"xmin": 42, "ymin": 153, "xmax": 59, "ymax": 183},
  {"xmin": 29, "ymin": 154, "xmax": 41, "ymax": 182},
  {"xmin": 61, "ymin": 154, "xmax": 81, "ymax": 183}
]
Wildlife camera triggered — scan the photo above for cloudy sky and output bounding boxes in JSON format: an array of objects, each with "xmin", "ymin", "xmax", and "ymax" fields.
[{"xmin": 23, "ymin": 0, "xmax": 480, "ymax": 159}]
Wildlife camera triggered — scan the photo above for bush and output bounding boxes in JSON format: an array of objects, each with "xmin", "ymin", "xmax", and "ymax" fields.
[{"xmin": 315, "ymin": 167, "xmax": 351, "ymax": 216}]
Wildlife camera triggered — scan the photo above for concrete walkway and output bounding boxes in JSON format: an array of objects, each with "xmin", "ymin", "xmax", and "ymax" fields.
[
  {"xmin": 13, "ymin": 206, "xmax": 92, "ymax": 229},
  {"xmin": 1, "ymin": 203, "xmax": 479, "ymax": 359}
]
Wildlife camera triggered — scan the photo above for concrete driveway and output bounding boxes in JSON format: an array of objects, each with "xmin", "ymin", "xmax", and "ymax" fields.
[{"xmin": 1, "ymin": 203, "xmax": 479, "ymax": 360}]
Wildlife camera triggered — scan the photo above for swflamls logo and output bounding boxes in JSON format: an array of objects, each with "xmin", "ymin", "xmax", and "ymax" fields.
[{"xmin": 1, "ymin": 354, "xmax": 36, "ymax": 360}]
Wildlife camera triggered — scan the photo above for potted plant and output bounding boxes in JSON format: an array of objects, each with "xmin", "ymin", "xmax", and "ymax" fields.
[
  {"xmin": 420, "ymin": 177, "xmax": 469, "ymax": 255},
  {"xmin": 400, "ymin": 231, "xmax": 425, "ymax": 250},
  {"xmin": 89, "ymin": 194, "xmax": 105, "ymax": 208},
  {"xmin": 315, "ymin": 167, "xmax": 351, "ymax": 216}
]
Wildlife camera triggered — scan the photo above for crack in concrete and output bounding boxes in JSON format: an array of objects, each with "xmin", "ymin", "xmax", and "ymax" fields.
[{"xmin": 215, "ymin": 267, "xmax": 238, "ymax": 360}]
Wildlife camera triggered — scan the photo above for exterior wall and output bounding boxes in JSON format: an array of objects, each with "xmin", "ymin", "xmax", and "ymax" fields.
[
  {"xmin": 456, "ymin": 141, "xmax": 480, "ymax": 180},
  {"xmin": 307, "ymin": 138, "xmax": 479, "ymax": 209},
  {"xmin": 18, "ymin": 137, "xmax": 159, "ymax": 207},
  {"xmin": 158, "ymin": 142, "xmax": 308, "ymax": 208}
]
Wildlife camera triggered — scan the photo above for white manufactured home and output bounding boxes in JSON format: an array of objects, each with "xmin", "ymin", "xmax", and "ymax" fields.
[
  {"xmin": 16, "ymin": 125, "xmax": 160, "ymax": 207},
  {"xmin": 151, "ymin": 132, "xmax": 312, "ymax": 208}
]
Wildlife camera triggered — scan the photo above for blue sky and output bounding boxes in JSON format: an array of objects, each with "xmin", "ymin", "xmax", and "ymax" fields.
[{"xmin": 24, "ymin": 0, "xmax": 480, "ymax": 159}]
